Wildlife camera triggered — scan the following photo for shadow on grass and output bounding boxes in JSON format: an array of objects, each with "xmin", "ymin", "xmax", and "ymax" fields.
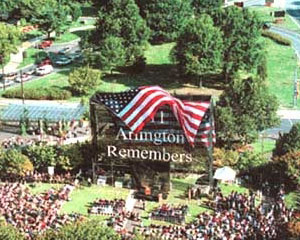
[{"xmin": 101, "ymin": 64, "xmax": 226, "ymax": 92}]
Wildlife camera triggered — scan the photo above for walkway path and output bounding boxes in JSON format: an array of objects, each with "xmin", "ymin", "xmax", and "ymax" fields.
[{"xmin": 124, "ymin": 192, "xmax": 144, "ymax": 235}]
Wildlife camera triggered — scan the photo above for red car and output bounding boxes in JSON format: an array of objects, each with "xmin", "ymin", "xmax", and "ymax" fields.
[
  {"xmin": 38, "ymin": 40, "xmax": 53, "ymax": 49},
  {"xmin": 38, "ymin": 58, "xmax": 52, "ymax": 67}
]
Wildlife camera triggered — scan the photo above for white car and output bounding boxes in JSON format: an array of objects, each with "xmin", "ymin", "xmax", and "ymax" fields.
[
  {"xmin": 0, "ymin": 79, "xmax": 14, "ymax": 88},
  {"xmin": 35, "ymin": 65, "xmax": 54, "ymax": 76},
  {"xmin": 55, "ymin": 57, "xmax": 72, "ymax": 66},
  {"xmin": 15, "ymin": 73, "xmax": 32, "ymax": 83}
]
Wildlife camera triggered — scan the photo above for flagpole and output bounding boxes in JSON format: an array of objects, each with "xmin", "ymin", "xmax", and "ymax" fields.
[{"xmin": 208, "ymin": 97, "xmax": 215, "ymax": 190}]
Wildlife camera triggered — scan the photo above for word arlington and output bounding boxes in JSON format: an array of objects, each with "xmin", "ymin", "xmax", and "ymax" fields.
[
  {"xmin": 107, "ymin": 145, "xmax": 192, "ymax": 163},
  {"xmin": 116, "ymin": 127, "xmax": 185, "ymax": 145}
]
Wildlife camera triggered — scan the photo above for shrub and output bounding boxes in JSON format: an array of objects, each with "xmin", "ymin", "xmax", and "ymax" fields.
[
  {"xmin": 3, "ymin": 88, "xmax": 72, "ymax": 100},
  {"xmin": 22, "ymin": 145, "xmax": 57, "ymax": 170},
  {"xmin": 236, "ymin": 151, "xmax": 268, "ymax": 172},
  {"xmin": 213, "ymin": 148, "xmax": 239, "ymax": 167},
  {"xmin": 262, "ymin": 30, "xmax": 292, "ymax": 46},
  {"xmin": 273, "ymin": 123, "xmax": 300, "ymax": 157},
  {"xmin": 40, "ymin": 220, "xmax": 120, "ymax": 240},
  {"xmin": 0, "ymin": 149, "xmax": 34, "ymax": 177},
  {"xmin": 0, "ymin": 224, "xmax": 25, "ymax": 240},
  {"xmin": 68, "ymin": 67, "xmax": 101, "ymax": 95}
]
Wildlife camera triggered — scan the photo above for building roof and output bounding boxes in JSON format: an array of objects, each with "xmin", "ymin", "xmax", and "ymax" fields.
[{"xmin": 0, "ymin": 103, "xmax": 86, "ymax": 122}]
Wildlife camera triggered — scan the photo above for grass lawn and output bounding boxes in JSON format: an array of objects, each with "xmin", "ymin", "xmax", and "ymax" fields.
[
  {"xmin": 70, "ymin": 18, "xmax": 96, "ymax": 29},
  {"xmin": 27, "ymin": 183, "xmax": 63, "ymax": 195},
  {"xmin": 265, "ymin": 37, "xmax": 297, "ymax": 108},
  {"xmin": 251, "ymin": 138, "xmax": 276, "ymax": 155},
  {"xmin": 0, "ymin": 70, "xmax": 70, "ymax": 97},
  {"xmin": 61, "ymin": 185, "xmax": 129, "ymax": 215},
  {"xmin": 285, "ymin": 191, "xmax": 300, "ymax": 209},
  {"xmin": 17, "ymin": 48, "xmax": 44, "ymax": 69},
  {"xmin": 250, "ymin": 6, "xmax": 300, "ymax": 33},
  {"xmin": 54, "ymin": 32, "xmax": 80, "ymax": 44}
]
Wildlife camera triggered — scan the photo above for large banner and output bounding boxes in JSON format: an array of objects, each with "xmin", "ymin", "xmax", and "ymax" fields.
[
  {"xmin": 90, "ymin": 86, "xmax": 214, "ymax": 164},
  {"xmin": 90, "ymin": 86, "xmax": 215, "ymax": 195}
]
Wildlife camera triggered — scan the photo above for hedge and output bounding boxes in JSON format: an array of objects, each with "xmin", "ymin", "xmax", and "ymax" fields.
[
  {"xmin": 262, "ymin": 30, "xmax": 292, "ymax": 46},
  {"xmin": 3, "ymin": 87, "xmax": 72, "ymax": 100}
]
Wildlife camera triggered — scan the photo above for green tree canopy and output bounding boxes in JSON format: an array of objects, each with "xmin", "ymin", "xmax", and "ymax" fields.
[
  {"xmin": 0, "ymin": 149, "xmax": 33, "ymax": 177},
  {"xmin": 273, "ymin": 123, "xmax": 300, "ymax": 157},
  {"xmin": 215, "ymin": 77, "xmax": 279, "ymax": 148},
  {"xmin": 192, "ymin": 0, "xmax": 223, "ymax": 15},
  {"xmin": 88, "ymin": 0, "xmax": 149, "ymax": 65},
  {"xmin": 137, "ymin": 0, "xmax": 192, "ymax": 44},
  {"xmin": 211, "ymin": 6, "xmax": 264, "ymax": 82},
  {"xmin": 68, "ymin": 66, "xmax": 101, "ymax": 95},
  {"xmin": 40, "ymin": 220, "xmax": 120, "ymax": 240},
  {"xmin": 0, "ymin": 22, "xmax": 21, "ymax": 65},
  {"xmin": 172, "ymin": 14, "xmax": 223, "ymax": 87},
  {"xmin": 84, "ymin": 36, "xmax": 126, "ymax": 73}
]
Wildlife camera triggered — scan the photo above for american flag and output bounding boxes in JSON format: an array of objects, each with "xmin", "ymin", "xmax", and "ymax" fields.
[{"xmin": 95, "ymin": 86, "xmax": 214, "ymax": 147}]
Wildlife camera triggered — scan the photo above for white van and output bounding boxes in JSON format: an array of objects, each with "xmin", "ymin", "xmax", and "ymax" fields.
[{"xmin": 35, "ymin": 65, "xmax": 54, "ymax": 76}]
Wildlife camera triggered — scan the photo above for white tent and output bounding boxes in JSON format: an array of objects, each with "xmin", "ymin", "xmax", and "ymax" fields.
[{"xmin": 213, "ymin": 166, "xmax": 236, "ymax": 182}]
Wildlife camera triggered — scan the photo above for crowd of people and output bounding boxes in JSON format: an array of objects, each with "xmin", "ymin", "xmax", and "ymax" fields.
[
  {"xmin": 1, "ymin": 137, "xmax": 39, "ymax": 149},
  {"xmin": 150, "ymin": 204, "xmax": 188, "ymax": 225},
  {"xmin": 0, "ymin": 182, "xmax": 82, "ymax": 239},
  {"xmin": 138, "ymin": 190, "xmax": 294, "ymax": 240},
  {"xmin": 88, "ymin": 198, "xmax": 126, "ymax": 215}
]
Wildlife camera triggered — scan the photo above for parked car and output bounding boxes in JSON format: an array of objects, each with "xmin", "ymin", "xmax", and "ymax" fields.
[
  {"xmin": 68, "ymin": 50, "xmax": 82, "ymax": 60},
  {"xmin": 4, "ymin": 72, "xmax": 18, "ymax": 81},
  {"xmin": 263, "ymin": 22, "xmax": 271, "ymax": 30},
  {"xmin": 57, "ymin": 46, "xmax": 72, "ymax": 55},
  {"xmin": 35, "ymin": 65, "xmax": 53, "ymax": 76},
  {"xmin": 0, "ymin": 79, "xmax": 14, "ymax": 88},
  {"xmin": 55, "ymin": 56, "xmax": 72, "ymax": 66},
  {"xmin": 38, "ymin": 40, "xmax": 53, "ymax": 49},
  {"xmin": 15, "ymin": 73, "xmax": 32, "ymax": 83},
  {"xmin": 38, "ymin": 58, "xmax": 52, "ymax": 67},
  {"xmin": 26, "ymin": 67, "xmax": 36, "ymax": 75}
]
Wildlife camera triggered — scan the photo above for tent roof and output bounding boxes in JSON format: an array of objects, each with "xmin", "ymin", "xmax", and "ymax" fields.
[{"xmin": 0, "ymin": 103, "xmax": 86, "ymax": 122}]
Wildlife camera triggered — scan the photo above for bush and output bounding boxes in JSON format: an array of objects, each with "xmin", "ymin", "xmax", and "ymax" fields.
[
  {"xmin": 0, "ymin": 224, "xmax": 25, "ymax": 240},
  {"xmin": 22, "ymin": 145, "xmax": 57, "ymax": 170},
  {"xmin": 3, "ymin": 88, "xmax": 72, "ymax": 100},
  {"xmin": 273, "ymin": 123, "xmax": 300, "ymax": 157},
  {"xmin": 0, "ymin": 149, "xmax": 34, "ymax": 177},
  {"xmin": 40, "ymin": 220, "xmax": 120, "ymax": 240},
  {"xmin": 236, "ymin": 151, "xmax": 268, "ymax": 172},
  {"xmin": 262, "ymin": 30, "xmax": 292, "ymax": 46},
  {"xmin": 68, "ymin": 67, "xmax": 101, "ymax": 95},
  {"xmin": 213, "ymin": 148, "xmax": 239, "ymax": 167}
]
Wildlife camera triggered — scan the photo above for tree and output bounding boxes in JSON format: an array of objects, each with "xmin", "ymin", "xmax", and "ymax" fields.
[
  {"xmin": 137, "ymin": 0, "xmax": 192, "ymax": 44},
  {"xmin": 31, "ymin": 0, "xmax": 69, "ymax": 38},
  {"xmin": 0, "ymin": 149, "xmax": 33, "ymax": 177},
  {"xmin": 273, "ymin": 123, "xmax": 300, "ymax": 157},
  {"xmin": 84, "ymin": 36, "xmax": 126, "ymax": 73},
  {"xmin": 0, "ymin": 23, "xmax": 21, "ymax": 89},
  {"xmin": 88, "ymin": 0, "xmax": 149, "ymax": 65},
  {"xmin": 215, "ymin": 77, "xmax": 279, "ymax": 148},
  {"xmin": 210, "ymin": 7, "xmax": 264, "ymax": 82},
  {"xmin": 22, "ymin": 144, "xmax": 57, "ymax": 170},
  {"xmin": 172, "ymin": 15, "xmax": 223, "ymax": 87},
  {"xmin": 40, "ymin": 220, "xmax": 120, "ymax": 240},
  {"xmin": 192, "ymin": 0, "xmax": 223, "ymax": 15},
  {"xmin": 68, "ymin": 66, "xmax": 101, "ymax": 95}
]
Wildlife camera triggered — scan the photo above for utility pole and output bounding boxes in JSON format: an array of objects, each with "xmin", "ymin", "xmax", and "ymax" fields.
[
  {"xmin": 294, "ymin": 68, "xmax": 298, "ymax": 107},
  {"xmin": 20, "ymin": 69, "xmax": 25, "ymax": 104}
]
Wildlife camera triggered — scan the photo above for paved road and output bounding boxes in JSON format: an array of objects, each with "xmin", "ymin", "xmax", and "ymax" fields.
[
  {"xmin": 286, "ymin": 0, "xmax": 300, "ymax": 21},
  {"xmin": 244, "ymin": 0, "xmax": 265, "ymax": 7}
]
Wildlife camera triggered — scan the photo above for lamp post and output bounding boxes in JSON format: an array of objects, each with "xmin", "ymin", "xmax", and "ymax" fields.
[{"xmin": 20, "ymin": 69, "xmax": 25, "ymax": 104}]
